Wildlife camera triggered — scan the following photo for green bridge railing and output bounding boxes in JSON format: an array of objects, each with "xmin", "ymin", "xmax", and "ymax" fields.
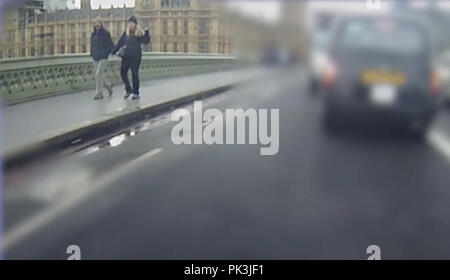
[{"xmin": 0, "ymin": 53, "xmax": 237, "ymax": 105}]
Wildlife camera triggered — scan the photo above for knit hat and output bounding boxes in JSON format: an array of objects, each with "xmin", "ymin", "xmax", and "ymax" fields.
[
  {"xmin": 128, "ymin": 16, "xmax": 137, "ymax": 25},
  {"xmin": 94, "ymin": 16, "xmax": 103, "ymax": 24}
]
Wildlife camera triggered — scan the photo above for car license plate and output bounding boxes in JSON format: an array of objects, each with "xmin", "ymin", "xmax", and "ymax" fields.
[
  {"xmin": 362, "ymin": 70, "xmax": 406, "ymax": 86},
  {"xmin": 369, "ymin": 84, "xmax": 397, "ymax": 106}
]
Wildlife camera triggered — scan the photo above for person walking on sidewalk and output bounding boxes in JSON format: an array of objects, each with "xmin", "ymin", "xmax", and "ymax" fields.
[
  {"xmin": 112, "ymin": 16, "xmax": 151, "ymax": 100},
  {"xmin": 91, "ymin": 16, "xmax": 114, "ymax": 100}
]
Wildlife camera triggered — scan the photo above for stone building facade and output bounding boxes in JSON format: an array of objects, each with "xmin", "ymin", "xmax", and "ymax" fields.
[{"xmin": 0, "ymin": 0, "xmax": 232, "ymax": 59}]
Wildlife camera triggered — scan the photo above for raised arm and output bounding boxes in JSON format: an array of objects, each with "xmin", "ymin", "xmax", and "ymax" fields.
[{"xmin": 140, "ymin": 28, "xmax": 151, "ymax": 45}]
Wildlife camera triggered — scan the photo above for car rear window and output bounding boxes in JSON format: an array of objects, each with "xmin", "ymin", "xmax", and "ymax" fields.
[{"xmin": 335, "ymin": 18, "xmax": 427, "ymax": 55}]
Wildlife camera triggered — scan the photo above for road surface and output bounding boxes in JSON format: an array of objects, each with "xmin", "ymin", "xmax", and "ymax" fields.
[{"xmin": 4, "ymin": 66, "xmax": 450, "ymax": 259}]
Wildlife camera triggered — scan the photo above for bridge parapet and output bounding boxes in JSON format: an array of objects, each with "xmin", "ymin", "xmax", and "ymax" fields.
[{"xmin": 0, "ymin": 53, "xmax": 237, "ymax": 105}]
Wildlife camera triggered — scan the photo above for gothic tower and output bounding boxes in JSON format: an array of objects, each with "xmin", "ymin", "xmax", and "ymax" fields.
[{"xmin": 80, "ymin": 0, "xmax": 91, "ymax": 10}]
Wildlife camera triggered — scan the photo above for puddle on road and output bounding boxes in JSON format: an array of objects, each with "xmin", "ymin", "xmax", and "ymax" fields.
[
  {"xmin": 74, "ymin": 119, "xmax": 165, "ymax": 157},
  {"xmin": 3, "ymin": 90, "xmax": 232, "ymax": 189},
  {"xmin": 73, "ymin": 92, "xmax": 230, "ymax": 157}
]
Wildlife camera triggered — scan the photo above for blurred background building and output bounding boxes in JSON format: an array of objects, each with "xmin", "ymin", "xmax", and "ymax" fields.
[
  {"xmin": 391, "ymin": 0, "xmax": 450, "ymax": 52},
  {"xmin": 222, "ymin": 1, "xmax": 307, "ymax": 64},
  {"xmin": 0, "ymin": 0, "xmax": 234, "ymax": 58},
  {"xmin": 306, "ymin": 0, "xmax": 450, "ymax": 53}
]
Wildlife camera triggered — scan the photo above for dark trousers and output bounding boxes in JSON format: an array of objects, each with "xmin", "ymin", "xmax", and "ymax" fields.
[{"xmin": 120, "ymin": 56, "xmax": 141, "ymax": 95}]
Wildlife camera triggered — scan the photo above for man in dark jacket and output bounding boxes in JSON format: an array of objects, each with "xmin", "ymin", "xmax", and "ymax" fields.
[
  {"xmin": 112, "ymin": 16, "xmax": 151, "ymax": 100},
  {"xmin": 91, "ymin": 16, "xmax": 114, "ymax": 100}
]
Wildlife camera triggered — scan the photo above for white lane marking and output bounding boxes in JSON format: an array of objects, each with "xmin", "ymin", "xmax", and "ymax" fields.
[
  {"xmin": 2, "ymin": 148, "xmax": 163, "ymax": 252},
  {"xmin": 427, "ymin": 130, "xmax": 450, "ymax": 163}
]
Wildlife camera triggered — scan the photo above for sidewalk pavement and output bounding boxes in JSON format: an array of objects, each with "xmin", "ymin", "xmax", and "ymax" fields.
[{"xmin": 2, "ymin": 68, "xmax": 264, "ymax": 157}]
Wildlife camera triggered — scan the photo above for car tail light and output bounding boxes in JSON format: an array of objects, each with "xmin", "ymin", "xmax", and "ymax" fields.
[
  {"xmin": 321, "ymin": 57, "xmax": 338, "ymax": 90},
  {"xmin": 430, "ymin": 70, "xmax": 441, "ymax": 97}
]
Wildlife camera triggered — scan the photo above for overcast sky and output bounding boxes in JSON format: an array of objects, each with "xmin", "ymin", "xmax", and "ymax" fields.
[
  {"xmin": 67, "ymin": 0, "xmax": 281, "ymax": 22},
  {"xmin": 66, "ymin": 0, "xmax": 450, "ymax": 24}
]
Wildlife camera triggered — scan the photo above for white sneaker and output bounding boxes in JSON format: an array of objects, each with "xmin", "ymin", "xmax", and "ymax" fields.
[
  {"xmin": 93, "ymin": 93, "xmax": 104, "ymax": 100},
  {"xmin": 131, "ymin": 94, "xmax": 140, "ymax": 100}
]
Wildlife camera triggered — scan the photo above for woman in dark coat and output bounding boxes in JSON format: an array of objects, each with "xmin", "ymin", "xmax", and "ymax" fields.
[{"xmin": 113, "ymin": 16, "xmax": 151, "ymax": 100}]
